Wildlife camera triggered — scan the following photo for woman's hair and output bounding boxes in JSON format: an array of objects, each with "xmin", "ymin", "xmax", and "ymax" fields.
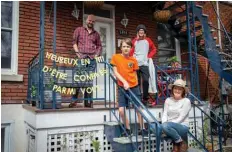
[
  {"xmin": 120, "ymin": 38, "xmax": 132, "ymax": 48},
  {"xmin": 171, "ymin": 86, "xmax": 186, "ymax": 98}
]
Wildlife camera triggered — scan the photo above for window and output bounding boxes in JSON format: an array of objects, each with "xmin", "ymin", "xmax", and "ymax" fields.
[
  {"xmin": 1, "ymin": 123, "xmax": 13, "ymax": 152},
  {"xmin": 157, "ymin": 23, "xmax": 181, "ymax": 66},
  {"xmin": 1, "ymin": 1, "xmax": 19, "ymax": 75}
]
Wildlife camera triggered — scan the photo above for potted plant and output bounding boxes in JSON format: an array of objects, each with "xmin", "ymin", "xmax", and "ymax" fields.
[
  {"xmin": 167, "ymin": 56, "xmax": 181, "ymax": 68},
  {"xmin": 31, "ymin": 85, "xmax": 37, "ymax": 106}
]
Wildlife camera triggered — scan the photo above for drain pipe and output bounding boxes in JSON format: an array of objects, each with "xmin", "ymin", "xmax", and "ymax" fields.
[{"xmin": 216, "ymin": 1, "xmax": 222, "ymax": 49}]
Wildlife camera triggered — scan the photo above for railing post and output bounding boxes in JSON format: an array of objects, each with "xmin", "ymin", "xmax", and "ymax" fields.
[
  {"xmin": 156, "ymin": 124, "xmax": 161, "ymax": 152},
  {"xmin": 218, "ymin": 118, "xmax": 223, "ymax": 152},
  {"xmin": 39, "ymin": 1, "xmax": 45, "ymax": 109},
  {"xmin": 52, "ymin": 1, "xmax": 57, "ymax": 109}
]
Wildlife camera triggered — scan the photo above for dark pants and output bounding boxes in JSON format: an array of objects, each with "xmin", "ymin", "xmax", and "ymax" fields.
[
  {"xmin": 137, "ymin": 66, "xmax": 149, "ymax": 102},
  {"xmin": 73, "ymin": 58, "xmax": 96, "ymax": 107}
]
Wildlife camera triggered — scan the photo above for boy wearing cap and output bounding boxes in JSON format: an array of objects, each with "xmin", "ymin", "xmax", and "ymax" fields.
[{"xmin": 130, "ymin": 24, "xmax": 157, "ymax": 105}]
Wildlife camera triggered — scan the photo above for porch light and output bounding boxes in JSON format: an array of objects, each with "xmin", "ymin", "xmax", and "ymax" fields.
[
  {"xmin": 121, "ymin": 13, "xmax": 129, "ymax": 28},
  {"xmin": 84, "ymin": 1, "xmax": 104, "ymax": 8},
  {"xmin": 72, "ymin": 4, "xmax": 80, "ymax": 20}
]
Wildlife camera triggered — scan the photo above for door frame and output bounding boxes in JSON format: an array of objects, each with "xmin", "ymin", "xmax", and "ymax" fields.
[{"xmin": 82, "ymin": 4, "xmax": 116, "ymax": 58}]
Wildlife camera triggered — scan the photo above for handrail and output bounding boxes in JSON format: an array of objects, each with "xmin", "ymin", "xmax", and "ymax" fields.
[
  {"xmin": 156, "ymin": 65, "xmax": 226, "ymax": 125},
  {"xmin": 210, "ymin": 2, "xmax": 232, "ymax": 44},
  {"xmin": 104, "ymin": 61, "xmax": 162, "ymax": 152},
  {"xmin": 104, "ymin": 61, "xmax": 161, "ymax": 125},
  {"xmin": 28, "ymin": 52, "xmax": 39, "ymax": 66}
]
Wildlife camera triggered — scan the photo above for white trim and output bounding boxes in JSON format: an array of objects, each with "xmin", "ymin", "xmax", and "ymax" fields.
[
  {"xmin": 1, "ymin": 74, "xmax": 23, "ymax": 82},
  {"xmin": 175, "ymin": 38, "xmax": 181, "ymax": 63},
  {"xmin": 1, "ymin": 1, "xmax": 19, "ymax": 75},
  {"xmin": 1, "ymin": 121, "xmax": 14, "ymax": 152},
  {"xmin": 83, "ymin": 3, "xmax": 116, "ymax": 56}
]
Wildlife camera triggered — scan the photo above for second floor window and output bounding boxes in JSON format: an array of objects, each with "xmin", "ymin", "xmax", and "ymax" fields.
[{"xmin": 1, "ymin": 1, "xmax": 19, "ymax": 75}]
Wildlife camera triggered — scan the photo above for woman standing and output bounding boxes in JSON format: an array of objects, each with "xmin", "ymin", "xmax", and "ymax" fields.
[{"xmin": 161, "ymin": 79, "xmax": 191, "ymax": 152}]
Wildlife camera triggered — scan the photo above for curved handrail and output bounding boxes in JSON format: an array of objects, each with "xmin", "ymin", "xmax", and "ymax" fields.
[
  {"xmin": 156, "ymin": 65, "xmax": 226, "ymax": 125},
  {"xmin": 210, "ymin": 2, "xmax": 232, "ymax": 44}
]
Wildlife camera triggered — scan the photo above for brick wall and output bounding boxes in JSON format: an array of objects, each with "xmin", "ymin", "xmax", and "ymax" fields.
[
  {"xmin": 1, "ymin": 1, "xmax": 158, "ymax": 104},
  {"xmin": 1, "ymin": 1, "xmax": 230, "ymax": 104},
  {"xmin": 113, "ymin": 1, "xmax": 158, "ymax": 53},
  {"xmin": 1, "ymin": 2, "xmax": 40, "ymax": 103},
  {"xmin": 197, "ymin": 2, "xmax": 232, "ymax": 102}
]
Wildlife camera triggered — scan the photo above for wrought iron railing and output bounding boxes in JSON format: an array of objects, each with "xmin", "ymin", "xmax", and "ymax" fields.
[{"xmin": 156, "ymin": 64, "xmax": 226, "ymax": 152}]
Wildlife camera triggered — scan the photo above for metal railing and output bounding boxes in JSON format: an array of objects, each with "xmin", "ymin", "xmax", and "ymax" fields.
[
  {"xmin": 104, "ymin": 62, "xmax": 163, "ymax": 152},
  {"xmin": 156, "ymin": 64, "xmax": 226, "ymax": 152}
]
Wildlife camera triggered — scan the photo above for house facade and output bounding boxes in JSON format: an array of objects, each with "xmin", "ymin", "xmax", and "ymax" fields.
[{"xmin": 1, "ymin": 1, "xmax": 232, "ymax": 152}]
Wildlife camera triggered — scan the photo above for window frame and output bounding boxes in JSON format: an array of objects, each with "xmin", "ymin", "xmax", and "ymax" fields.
[
  {"xmin": 1, "ymin": 1, "xmax": 19, "ymax": 75},
  {"xmin": 1, "ymin": 122, "xmax": 14, "ymax": 152}
]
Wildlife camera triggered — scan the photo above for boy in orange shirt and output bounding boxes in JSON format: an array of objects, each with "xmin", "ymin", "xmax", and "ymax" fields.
[{"xmin": 111, "ymin": 38, "xmax": 147, "ymax": 136}]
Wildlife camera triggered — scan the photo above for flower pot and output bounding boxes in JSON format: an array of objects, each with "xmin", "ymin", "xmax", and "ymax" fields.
[
  {"xmin": 153, "ymin": 10, "xmax": 172, "ymax": 23},
  {"xmin": 84, "ymin": 1, "xmax": 104, "ymax": 8}
]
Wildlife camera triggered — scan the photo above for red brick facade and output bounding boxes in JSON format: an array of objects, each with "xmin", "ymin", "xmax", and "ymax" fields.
[
  {"xmin": 1, "ymin": 1, "xmax": 231, "ymax": 103},
  {"xmin": 197, "ymin": 2, "xmax": 232, "ymax": 101}
]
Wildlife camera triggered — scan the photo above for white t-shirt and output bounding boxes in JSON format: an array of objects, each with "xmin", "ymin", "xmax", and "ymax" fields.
[{"xmin": 161, "ymin": 97, "xmax": 191, "ymax": 127}]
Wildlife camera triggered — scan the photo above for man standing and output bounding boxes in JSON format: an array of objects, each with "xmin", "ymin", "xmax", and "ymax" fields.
[
  {"xmin": 72, "ymin": 14, "xmax": 102, "ymax": 108},
  {"xmin": 130, "ymin": 24, "xmax": 157, "ymax": 105}
]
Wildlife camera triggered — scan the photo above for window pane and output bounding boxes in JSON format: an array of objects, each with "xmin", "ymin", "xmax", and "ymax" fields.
[
  {"xmin": 1, "ymin": 128, "xmax": 5, "ymax": 151},
  {"xmin": 1, "ymin": 1, "xmax": 12, "ymax": 28},
  {"xmin": 1, "ymin": 30, "xmax": 12, "ymax": 69}
]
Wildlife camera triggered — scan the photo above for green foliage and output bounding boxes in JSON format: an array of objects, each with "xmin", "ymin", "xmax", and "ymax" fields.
[
  {"xmin": 91, "ymin": 140, "xmax": 100, "ymax": 152},
  {"xmin": 31, "ymin": 85, "xmax": 37, "ymax": 97},
  {"xmin": 47, "ymin": 77, "xmax": 55, "ymax": 89},
  {"xmin": 167, "ymin": 56, "xmax": 178, "ymax": 63}
]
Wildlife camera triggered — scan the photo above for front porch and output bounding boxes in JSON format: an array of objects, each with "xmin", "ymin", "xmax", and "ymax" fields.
[
  {"xmin": 23, "ymin": 104, "xmax": 204, "ymax": 152},
  {"xmin": 23, "ymin": 1, "xmax": 232, "ymax": 152}
]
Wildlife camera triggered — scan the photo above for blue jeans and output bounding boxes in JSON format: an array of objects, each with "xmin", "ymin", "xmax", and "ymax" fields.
[{"xmin": 161, "ymin": 122, "xmax": 189, "ymax": 142}]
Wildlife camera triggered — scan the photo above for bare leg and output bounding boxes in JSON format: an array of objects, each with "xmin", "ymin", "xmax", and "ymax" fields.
[
  {"xmin": 137, "ymin": 107, "xmax": 144, "ymax": 129},
  {"xmin": 119, "ymin": 107, "xmax": 130, "ymax": 129}
]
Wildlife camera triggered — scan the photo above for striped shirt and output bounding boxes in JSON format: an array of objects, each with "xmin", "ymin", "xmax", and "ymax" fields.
[{"xmin": 72, "ymin": 27, "xmax": 102, "ymax": 59}]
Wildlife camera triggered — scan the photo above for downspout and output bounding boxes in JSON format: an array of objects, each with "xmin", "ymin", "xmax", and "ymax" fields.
[{"xmin": 216, "ymin": 1, "xmax": 222, "ymax": 49}]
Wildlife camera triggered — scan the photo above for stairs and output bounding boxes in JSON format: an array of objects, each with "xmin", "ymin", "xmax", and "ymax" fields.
[
  {"xmin": 103, "ymin": 2, "xmax": 231, "ymax": 152},
  {"xmin": 192, "ymin": 2, "xmax": 232, "ymax": 85},
  {"xmin": 170, "ymin": 1, "xmax": 232, "ymax": 84}
]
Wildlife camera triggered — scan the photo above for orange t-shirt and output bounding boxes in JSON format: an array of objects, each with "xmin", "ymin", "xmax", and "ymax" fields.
[{"xmin": 110, "ymin": 54, "xmax": 139, "ymax": 88}]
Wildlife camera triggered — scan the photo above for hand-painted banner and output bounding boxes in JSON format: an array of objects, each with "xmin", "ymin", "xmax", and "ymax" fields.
[{"xmin": 45, "ymin": 52, "xmax": 105, "ymax": 66}]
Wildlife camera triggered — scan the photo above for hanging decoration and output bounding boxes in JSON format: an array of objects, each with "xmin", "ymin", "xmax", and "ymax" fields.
[
  {"xmin": 72, "ymin": 4, "xmax": 80, "ymax": 20},
  {"xmin": 153, "ymin": 10, "xmax": 172, "ymax": 23},
  {"xmin": 121, "ymin": 13, "xmax": 129, "ymax": 28}
]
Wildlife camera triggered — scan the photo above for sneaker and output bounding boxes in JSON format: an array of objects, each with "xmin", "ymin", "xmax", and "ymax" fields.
[
  {"xmin": 138, "ymin": 129, "xmax": 148, "ymax": 136},
  {"xmin": 121, "ymin": 129, "xmax": 132, "ymax": 137},
  {"xmin": 142, "ymin": 100, "xmax": 148, "ymax": 106}
]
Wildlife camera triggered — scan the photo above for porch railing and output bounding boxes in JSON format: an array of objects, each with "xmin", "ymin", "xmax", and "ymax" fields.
[{"xmin": 156, "ymin": 64, "xmax": 226, "ymax": 152}]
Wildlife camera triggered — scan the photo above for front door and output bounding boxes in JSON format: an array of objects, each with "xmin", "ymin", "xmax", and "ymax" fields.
[{"xmin": 93, "ymin": 21, "xmax": 114, "ymax": 102}]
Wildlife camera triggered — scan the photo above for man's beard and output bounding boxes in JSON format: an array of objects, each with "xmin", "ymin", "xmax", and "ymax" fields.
[{"xmin": 87, "ymin": 23, "xmax": 93, "ymax": 29}]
